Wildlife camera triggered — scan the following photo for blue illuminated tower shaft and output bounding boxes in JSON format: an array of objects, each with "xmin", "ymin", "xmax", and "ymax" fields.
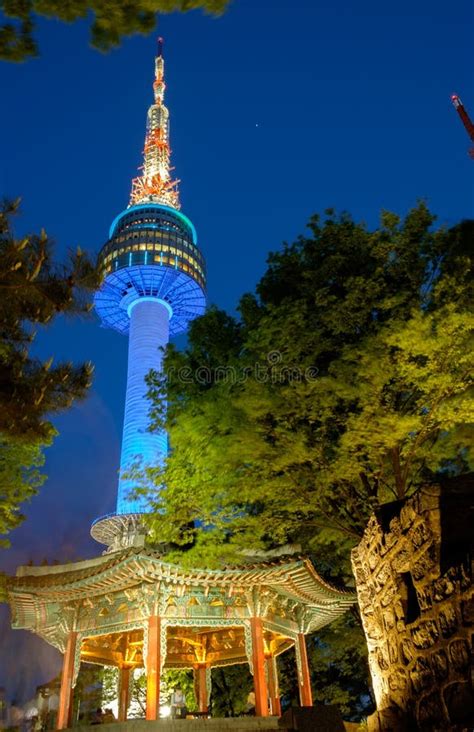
[{"xmin": 118, "ymin": 299, "xmax": 169, "ymax": 514}]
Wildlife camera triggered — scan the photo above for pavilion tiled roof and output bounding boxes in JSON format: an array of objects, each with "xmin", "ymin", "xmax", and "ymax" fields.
[{"xmin": 9, "ymin": 547, "xmax": 355, "ymax": 609}]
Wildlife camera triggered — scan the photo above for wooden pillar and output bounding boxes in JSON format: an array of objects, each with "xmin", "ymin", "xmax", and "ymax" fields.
[
  {"xmin": 250, "ymin": 617, "xmax": 269, "ymax": 717},
  {"xmin": 296, "ymin": 632, "xmax": 313, "ymax": 707},
  {"xmin": 118, "ymin": 667, "xmax": 131, "ymax": 722},
  {"xmin": 57, "ymin": 630, "xmax": 77, "ymax": 730},
  {"xmin": 266, "ymin": 655, "xmax": 281, "ymax": 716},
  {"xmin": 146, "ymin": 615, "xmax": 162, "ymax": 720},
  {"xmin": 193, "ymin": 665, "xmax": 208, "ymax": 713},
  {"xmin": 67, "ymin": 687, "xmax": 75, "ymax": 729}
]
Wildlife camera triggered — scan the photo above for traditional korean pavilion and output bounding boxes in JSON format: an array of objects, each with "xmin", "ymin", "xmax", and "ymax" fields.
[
  {"xmin": 5, "ymin": 41, "xmax": 356, "ymax": 726},
  {"xmin": 7, "ymin": 549, "xmax": 354, "ymax": 725}
]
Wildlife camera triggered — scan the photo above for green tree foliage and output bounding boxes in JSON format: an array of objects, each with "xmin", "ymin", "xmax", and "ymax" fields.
[
  {"xmin": 141, "ymin": 204, "xmax": 473, "ymax": 574},
  {"xmin": 0, "ymin": 436, "xmax": 46, "ymax": 548},
  {"xmin": 73, "ymin": 664, "xmax": 122, "ymax": 721},
  {"xmin": 73, "ymin": 664, "xmax": 104, "ymax": 722},
  {"xmin": 101, "ymin": 667, "xmax": 195, "ymax": 718},
  {"xmin": 210, "ymin": 664, "xmax": 253, "ymax": 717},
  {"xmin": 138, "ymin": 204, "xmax": 472, "ymax": 718},
  {"xmin": 163, "ymin": 669, "xmax": 195, "ymax": 709},
  {"xmin": 0, "ymin": 0, "xmax": 228, "ymax": 61},
  {"xmin": 0, "ymin": 200, "xmax": 100, "ymax": 545}
]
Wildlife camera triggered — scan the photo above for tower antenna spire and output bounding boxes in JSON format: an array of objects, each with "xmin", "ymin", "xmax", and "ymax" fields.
[
  {"xmin": 451, "ymin": 93, "xmax": 474, "ymax": 159},
  {"xmin": 130, "ymin": 37, "xmax": 180, "ymax": 208}
]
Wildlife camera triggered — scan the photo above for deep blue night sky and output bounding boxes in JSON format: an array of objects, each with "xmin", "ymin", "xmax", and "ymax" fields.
[{"xmin": 0, "ymin": 0, "xmax": 472, "ymax": 701}]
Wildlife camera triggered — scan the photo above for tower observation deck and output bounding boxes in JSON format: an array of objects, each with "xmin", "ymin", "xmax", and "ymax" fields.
[{"xmin": 91, "ymin": 40, "xmax": 206, "ymax": 550}]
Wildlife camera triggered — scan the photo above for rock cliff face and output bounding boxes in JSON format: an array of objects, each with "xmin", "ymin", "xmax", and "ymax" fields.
[{"xmin": 351, "ymin": 477, "xmax": 473, "ymax": 731}]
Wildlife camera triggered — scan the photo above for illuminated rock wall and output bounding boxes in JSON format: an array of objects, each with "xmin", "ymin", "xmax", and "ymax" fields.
[{"xmin": 351, "ymin": 478, "xmax": 473, "ymax": 731}]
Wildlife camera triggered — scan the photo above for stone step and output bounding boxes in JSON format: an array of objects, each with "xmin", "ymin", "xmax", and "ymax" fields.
[{"xmin": 75, "ymin": 720, "xmax": 284, "ymax": 732}]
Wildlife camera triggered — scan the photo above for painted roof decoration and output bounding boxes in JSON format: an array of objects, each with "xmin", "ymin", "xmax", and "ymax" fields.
[{"xmin": 7, "ymin": 549, "xmax": 355, "ymax": 674}]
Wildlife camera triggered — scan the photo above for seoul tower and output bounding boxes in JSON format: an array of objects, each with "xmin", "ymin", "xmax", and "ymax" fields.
[{"xmin": 91, "ymin": 39, "xmax": 206, "ymax": 551}]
